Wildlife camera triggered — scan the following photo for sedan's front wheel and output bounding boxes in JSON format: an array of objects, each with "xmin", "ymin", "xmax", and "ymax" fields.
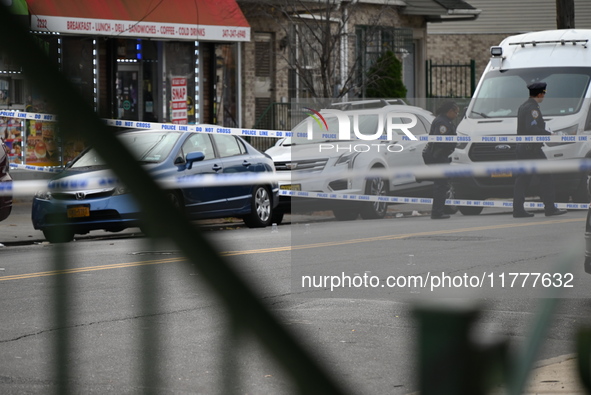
[
  {"xmin": 43, "ymin": 227, "xmax": 75, "ymax": 243},
  {"xmin": 360, "ymin": 174, "xmax": 389, "ymax": 220},
  {"xmin": 243, "ymin": 186, "xmax": 273, "ymax": 228}
]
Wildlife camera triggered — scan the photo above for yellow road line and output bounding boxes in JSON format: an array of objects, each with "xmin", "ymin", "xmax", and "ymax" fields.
[
  {"xmin": 1, "ymin": 218, "xmax": 583, "ymax": 282},
  {"xmin": 0, "ymin": 257, "xmax": 184, "ymax": 281}
]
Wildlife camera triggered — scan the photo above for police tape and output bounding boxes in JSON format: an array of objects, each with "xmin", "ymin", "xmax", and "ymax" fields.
[
  {"xmin": 2, "ymin": 158, "xmax": 591, "ymax": 200},
  {"xmin": 0, "ymin": 109, "xmax": 288, "ymax": 139},
  {"xmin": 0, "ymin": 110, "xmax": 58, "ymax": 122},
  {"xmin": 277, "ymin": 189, "xmax": 589, "ymax": 211},
  {"xmin": 9, "ymin": 163, "xmax": 63, "ymax": 173},
  {"xmin": 4, "ymin": 109, "xmax": 591, "ymax": 143}
]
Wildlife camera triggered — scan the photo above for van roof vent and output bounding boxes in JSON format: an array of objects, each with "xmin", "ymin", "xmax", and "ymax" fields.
[{"xmin": 509, "ymin": 39, "xmax": 588, "ymax": 48}]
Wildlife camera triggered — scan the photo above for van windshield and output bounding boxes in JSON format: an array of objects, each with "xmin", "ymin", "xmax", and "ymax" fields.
[{"xmin": 470, "ymin": 67, "xmax": 591, "ymax": 118}]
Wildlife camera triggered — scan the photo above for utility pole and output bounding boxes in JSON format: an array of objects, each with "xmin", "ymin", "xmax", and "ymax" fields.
[{"xmin": 556, "ymin": 0, "xmax": 575, "ymax": 29}]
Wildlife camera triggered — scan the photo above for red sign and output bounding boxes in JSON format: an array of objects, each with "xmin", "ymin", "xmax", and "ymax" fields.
[{"xmin": 171, "ymin": 77, "xmax": 187, "ymax": 124}]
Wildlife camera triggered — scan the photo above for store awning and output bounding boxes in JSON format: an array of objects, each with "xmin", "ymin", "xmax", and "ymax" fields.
[{"xmin": 25, "ymin": 0, "xmax": 250, "ymax": 42}]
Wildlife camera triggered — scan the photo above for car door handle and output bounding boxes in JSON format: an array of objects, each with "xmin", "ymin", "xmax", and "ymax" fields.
[
  {"xmin": 212, "ymin": 164, "xmax": 222, "ymax": 171},
  {"xmin": 242, "ymin": 160, "xmax": 251, "ymax": 167}
]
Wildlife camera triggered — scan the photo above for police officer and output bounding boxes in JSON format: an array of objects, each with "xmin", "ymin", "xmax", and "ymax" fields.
[
  {"xmin": 424, "ymin": 100, "xmax": 459, "ymax": 219},
  {"xmin": 513, "ymin": 82, "xmax": 567, "ymax": 218}
]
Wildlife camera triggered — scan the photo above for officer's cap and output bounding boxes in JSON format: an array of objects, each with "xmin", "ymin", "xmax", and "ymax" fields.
[{"xmin": 527, "ymin": 82, "xmax": 547, "ymax": 96}]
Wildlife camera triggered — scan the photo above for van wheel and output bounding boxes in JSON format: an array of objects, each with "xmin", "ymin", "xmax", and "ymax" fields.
[
  {"xmin": 458, "ymin": 206, "xmax": 484, "ymax": 216},
  {"xmin": 243, "ymin": 186, "xmax": 272, "ymax": 228},
  {"xmin": 333, "ymin": 207, "xmax": 359, "ymax": 221},
  {"xmin": 43, "ymin": 228, "xmax": 75, "ymax": 243},
  {"xmin": 572, "ymin": 173, "xmax": 591, "ymax": 203}
]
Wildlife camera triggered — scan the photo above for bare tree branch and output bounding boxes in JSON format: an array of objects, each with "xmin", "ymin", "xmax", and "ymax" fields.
[{"xmin": 240, "ymin": 0, "xmax": 410, "ymax": 100}]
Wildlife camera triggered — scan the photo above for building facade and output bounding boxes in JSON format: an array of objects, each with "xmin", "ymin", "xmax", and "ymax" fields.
[
  {"xmin": 239, "ymin": 0, "xmax": 480, "ymax": 139},
  {"xmin": 1, "ymin": 0, "xmax": 250, "ymax": 166},
  {"xmin": 1, "ymin": 0, "xmax": 484, "ymax": 166}
]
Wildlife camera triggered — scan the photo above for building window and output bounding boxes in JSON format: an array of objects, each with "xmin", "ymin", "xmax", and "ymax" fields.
[
  {"xmin": 288, "ymin": 22, "xmax": 341, "ymax": 99},
  {"xmin": 355, "ymin": 26, "xmax": 413, "ymax": 98}
]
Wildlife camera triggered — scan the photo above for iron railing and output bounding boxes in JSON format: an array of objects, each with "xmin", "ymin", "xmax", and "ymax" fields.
[{"xmin": 426, "ymin": 59, "xmax": 476, "ymax": 99}]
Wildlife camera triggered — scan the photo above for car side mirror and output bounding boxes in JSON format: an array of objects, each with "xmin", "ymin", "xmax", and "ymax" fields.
[{"xmin": 185, "ymin": 151, "xmax": 205, "ymax": 170}]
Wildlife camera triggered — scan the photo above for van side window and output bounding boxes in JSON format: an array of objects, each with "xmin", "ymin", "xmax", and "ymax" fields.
[
  {"xmin": 182, "ymin": 133, "xmax": 215, "ymax": 160},
  {"xmin": 212, "ymin": 134, "xmax": 245, "ymax": 157}
]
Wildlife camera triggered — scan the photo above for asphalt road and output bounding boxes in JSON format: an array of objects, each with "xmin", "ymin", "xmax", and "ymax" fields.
[{"xmin": 0, "ymin": 206, "xmax": 590, "ymax": 394}]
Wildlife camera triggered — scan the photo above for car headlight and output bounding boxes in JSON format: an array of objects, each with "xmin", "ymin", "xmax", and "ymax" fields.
[
  {"xmin": 112, "ymin": 186, "xmax": 128, "ymax": 196},
  {"xmin": 334, "ymin": 152, "xmax": 358, "ymax": 168},
  {"xmin": 35, "ymin": 190, "xmax": 52, "ymax": 200},
  {"xmin": 547, "ymin": 124, "xmax": 578, "ymax": 147},
  {"xmin": 456, "ymin": 133, "xmax": 470, "ymax": 150}
]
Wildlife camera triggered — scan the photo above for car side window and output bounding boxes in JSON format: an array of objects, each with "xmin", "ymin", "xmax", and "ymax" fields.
[
  {"xmin": 182, "ymin": 133, "xmax": 215, "ymax": 160},
  {"xmin": 387, "ymin": 116, "xmax": 428, "ymax": 138},
  {"xmin": 212, "ymin": 134, "xmax": 245, "ymax": 158},
  {"xmin": 412, "ymin": 116, "xmax": 429, "ymax": 135}
]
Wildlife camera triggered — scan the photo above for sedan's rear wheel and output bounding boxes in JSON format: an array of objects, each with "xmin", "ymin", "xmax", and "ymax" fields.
[{"xmin": 243, "ymin": 186, "xmax": 272, "ymax": 228}]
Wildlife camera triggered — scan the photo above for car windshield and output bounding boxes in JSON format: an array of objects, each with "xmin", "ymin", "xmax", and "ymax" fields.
[
  {"xmin": 470, "ymin": 67, "xmax": 591, "ymax": 118},
  {"xmin": 70, "ymin": 131, "xmax": 181, "ymax": 168},
  {"xmin": 290, "ymin": 113, "xmax": 381, "ymax": 145}
]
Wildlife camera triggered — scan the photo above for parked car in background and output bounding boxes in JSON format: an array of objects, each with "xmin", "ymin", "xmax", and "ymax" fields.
[
  {"xmin": 265, "ymin": 101, "xmax": 438, "ymax": 223},
  {"xmin": 32, "ymin": 129, "xmax": 278, "ymax": 242},
  {"xmin": 0, "ymin": 140, "xmax": 12, "ymax": 222}
]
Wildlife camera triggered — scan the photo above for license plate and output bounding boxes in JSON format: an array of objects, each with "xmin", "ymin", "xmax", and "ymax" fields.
[
  {"xmin": 491, "ymin": 171, "xmax": 512, "ymax": 178},
  {"xmin": 67, "ymin": 206, "xmax": 90, "ymax": 218},
  {"xmin": 280, "ymin": 184, "xmax": 301, "ymax": 191}
]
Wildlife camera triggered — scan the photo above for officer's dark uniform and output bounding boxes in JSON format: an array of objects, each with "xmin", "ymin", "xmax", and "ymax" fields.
[
  {"xmin": 427, "ymin": 112, "xmax": 457, "ymax": 218},
  {"xmin": 513, "ymin": 82, "xmax": 566, "ymax": 217}
]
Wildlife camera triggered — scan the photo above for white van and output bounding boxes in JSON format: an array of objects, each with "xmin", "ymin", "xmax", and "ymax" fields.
[{"xmin": 452, "ymin": 29, "xmax": 591, "ymax": 215}]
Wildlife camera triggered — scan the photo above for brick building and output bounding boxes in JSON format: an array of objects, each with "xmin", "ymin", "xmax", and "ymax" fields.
[{"xmin": 238, "ymin": 0, "xmax": 479, "ymax": 139}]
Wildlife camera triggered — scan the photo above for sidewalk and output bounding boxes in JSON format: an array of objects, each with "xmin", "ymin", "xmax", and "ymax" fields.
[{"xmin": 520, "ymin": 354, "xmax": 586, "ymax": 394}]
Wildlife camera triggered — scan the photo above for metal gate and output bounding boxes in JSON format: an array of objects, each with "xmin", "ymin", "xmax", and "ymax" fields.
[{"xmin": 426, "ymin": 59, "xmax": 476, "ymax": 99}]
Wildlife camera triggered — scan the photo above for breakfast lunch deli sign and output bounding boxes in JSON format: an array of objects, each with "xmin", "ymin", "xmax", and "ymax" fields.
[
  {"xmin": 31, "ymin": 16, "xmax": 249, "ymax": 41},
  {"xmin": 26, "ymin": 0, "xmax": 251, "ymax": 42}
]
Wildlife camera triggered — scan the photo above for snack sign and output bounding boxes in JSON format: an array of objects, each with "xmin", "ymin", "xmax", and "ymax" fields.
[{"xmin": 171, "ymin": 77, "xmax": 188, "ymax": 124}]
